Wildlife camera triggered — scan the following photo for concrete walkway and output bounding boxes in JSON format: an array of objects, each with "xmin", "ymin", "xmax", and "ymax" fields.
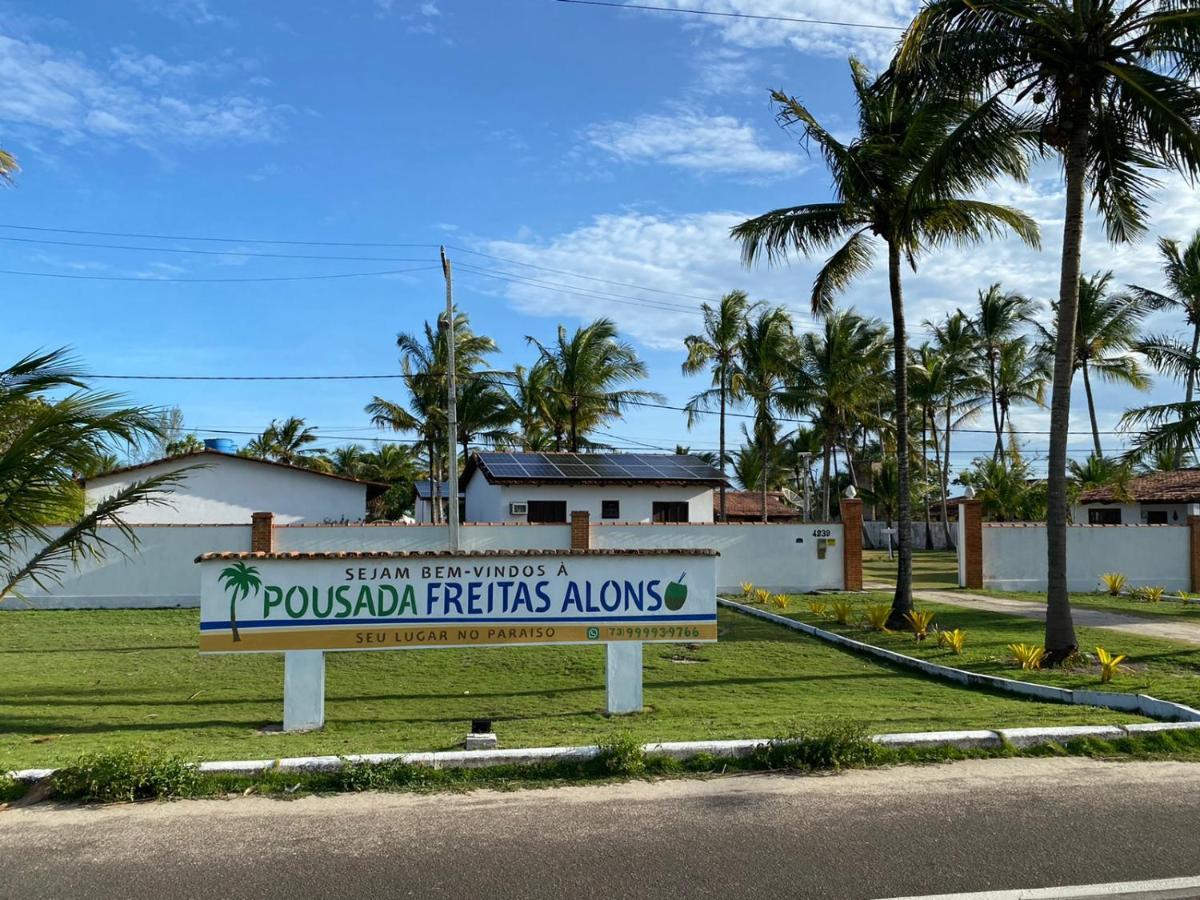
[{"xmin": 866, "ymin": 581, "xmax": 1200, "ymax": 646}]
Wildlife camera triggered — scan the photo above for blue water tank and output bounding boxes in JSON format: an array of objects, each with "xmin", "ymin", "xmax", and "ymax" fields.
[{"xmin": 203, "ymin": 438, "xmax": 238, "ymax": 454}]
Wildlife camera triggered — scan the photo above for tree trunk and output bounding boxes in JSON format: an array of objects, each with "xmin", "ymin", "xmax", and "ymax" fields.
[
  {"xmin": 1175, "ymin": 323, "xmax": 1200, "ymax": 469},
  {"xmin": 923, "ymin": 409, "xmax": 934, "ymax": 550},
  {"xmin": 569, "ymin": 400, "xmax": 579, "ymax": 453},
  {"xmin": 428, "ymin": 435, "xmax": 440, "ymax": 525},
  {"xmin": 1081, "ymin": 362, "xmax": 1102, "ymax": 458},
  {"xmin": 760, "ymin": 416, "xmax": 769, "ymax": 524},
  {"xmin": 941, "ymin": 401, "xmax": 953, "ymax": 545},
  {"xmin": 822, "ymin": 442, "xmax": 832, "ymax": 520},
  {"xmin": 886, "ymin": 240, "xmax": 914, "ymax": 627},
  {"xmin": 1045, "ymin": 116, "xmax": 1090, "ymax": 662},
  {"xmin": 989, "ymin": 352, "xmax": 1004, "ymax": 462},
  {"xmin": 230, "ymin": 596, "xmax": 240, "ymax": 643},
  {"xmin": 719, "ymin": 377, "xmax": 727, "ymax": 521}
]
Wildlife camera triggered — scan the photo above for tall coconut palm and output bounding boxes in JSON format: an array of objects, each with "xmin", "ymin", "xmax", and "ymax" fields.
[
  {"xmin": 732, "ymin": 60, "xmax": 1039, "ymax": 625},
  {"xmin": 901, "ymin": 0, "xmax": 1200, "ymax": 661},
  {"xmin": 970, "ymin": 285, "xmax": 1038, "ymax": 460},
  {"xmin": 1132, "ymin": 230, "xmax": 1200, "ymax": 468},
  {"xmin": 456, "ymin": 375, "xmax": 517, "ymax": 459},
  {"xmin": 682, "ymin": 290, "xmax": 755, "ymax": 520},
  {"xmin": 994, "ymin": 339, "xmax": 1051, "ymax": 444},
  {"xmin": 246, "ymin": 417, "xmax": 323, "ymax": 467},
  {"xmin": 737, "ymin": 307, "xmax": 796, "ymax": 522},
  {"xmin": 1040, "ymin": 271, "xmax": 1150, "ymax": 457},
  {"xmin": 527, "ymin": 319, "xmax": 663, "ymax": 452},
  {"xmin": 510, "ymin": 361, "xmax": 563, "ymax": 450}
]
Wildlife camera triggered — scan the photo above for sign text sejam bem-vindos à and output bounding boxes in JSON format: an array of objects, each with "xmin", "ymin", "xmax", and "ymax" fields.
[{"xmin": 197, "ymin": 551, "xmax": 718, "ymax": 653}]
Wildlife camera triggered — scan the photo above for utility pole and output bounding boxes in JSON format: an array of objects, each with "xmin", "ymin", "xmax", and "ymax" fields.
[{"xmin": 441, "ymin": 246, "xmax": 460, "ymax": 551}]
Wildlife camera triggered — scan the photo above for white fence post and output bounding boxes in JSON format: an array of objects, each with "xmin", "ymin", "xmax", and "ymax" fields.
[
  {"xmin": 283, "ymin": 650, "xmax": 325, "ymax": 731},
  {"xmin": 606, "ymin": 642, "xmax": 643, "ymax": 714}
]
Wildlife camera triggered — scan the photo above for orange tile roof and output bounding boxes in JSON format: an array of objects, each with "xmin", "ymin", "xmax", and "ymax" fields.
[
  {"xmin": 719, "ymin": 490, "xmax": 803, "ymax": 520},
  {"xmin": 1078, "ymin": 468, "xmax": 1200, "ymax": 504}
]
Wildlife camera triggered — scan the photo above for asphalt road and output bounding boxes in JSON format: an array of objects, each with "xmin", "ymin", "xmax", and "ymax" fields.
[{"xmin": 3, "ymin": 757, "xmax": 1200, "ymax": 900}]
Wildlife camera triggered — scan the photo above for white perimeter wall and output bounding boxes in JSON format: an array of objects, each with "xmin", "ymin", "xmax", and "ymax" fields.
[
  {"xmin": 464, "ymin": 477, "xmax": 714, "ymax": 523},
  {"xmin": 6, "ymin": 522, "xmax": 843, "ymax": 609},
  {"xmin": 85, "ymin": 454, "xmax": 368, "ymax": 525},
  {"xmin": 978, "ymin": 524, "xmax": 1190, "ymax": 592}
]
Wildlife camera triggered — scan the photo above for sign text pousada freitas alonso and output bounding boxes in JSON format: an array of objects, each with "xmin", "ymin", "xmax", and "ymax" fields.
[{"xmin": 196, "ymin": 549, "xmax": 719, "ymax": 653}]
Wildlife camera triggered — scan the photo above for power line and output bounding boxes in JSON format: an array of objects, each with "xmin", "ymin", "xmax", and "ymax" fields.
[
  {"xmin": 555, "ymin": 0, "xmax": 906, "ymax": 31},
  {"xmin": 0, "ymin": 234, "xmax": 435, "ymax": 263},
  {"xmin": 0, "ymin": 222, "xmax": 438, "ymax": 249},
  {"xmin": 0, "ymin": 265, "xmax": 439, "ymax": 283}
]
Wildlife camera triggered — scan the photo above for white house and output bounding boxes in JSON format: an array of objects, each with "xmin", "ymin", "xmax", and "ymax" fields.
[
  {"xmin": 460, "ymin": 452, "xmax": 726, "ymax": 523},
  {"xmin": 413, "ymin": 480, "xmax": 464, "ymax": 524},
  {"xmin": 84, "ymin": 450, "xmax": 383, "ymax": 525},
  {"xmin": 1074, "ymin": 469, "xmax": 1200, "ymax": 525}
]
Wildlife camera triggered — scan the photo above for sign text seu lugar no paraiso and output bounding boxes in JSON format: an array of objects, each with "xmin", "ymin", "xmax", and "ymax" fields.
[{"xmin": 197, "ymin": 550, "xmax": 718, "ymax": 653}]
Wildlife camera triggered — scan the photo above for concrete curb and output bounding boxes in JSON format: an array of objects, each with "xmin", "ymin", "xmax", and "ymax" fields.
[
  {"xmin": 10, "ymin": 722, "xmax": 1200, "ymax": 783},
  {"xmin": 719, "ymin": 598, "xmax": 1200, "ymax": 723}
]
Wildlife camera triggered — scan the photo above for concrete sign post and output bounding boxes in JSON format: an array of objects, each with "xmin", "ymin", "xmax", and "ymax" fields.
[{"xmin": 197, "ymin": 548, "xmax": 718, "ymax": 729}]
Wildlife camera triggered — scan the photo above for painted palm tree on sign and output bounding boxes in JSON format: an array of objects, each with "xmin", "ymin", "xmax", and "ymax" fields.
[
  {"xmin": 901, "ymin": 0, "xmax": 1200, "ymax": 661},
  {"xmin": 683, "ymin": 290, "xmax": 756, "ymax": 521},
  {"xmin": 218, "ymin": 562, "xmax": 261, "ymax": 643},
  {"xmin": 1132, "ymin": 230, "xmax": 1200, "ymax": 468},
  {"xmin": 731, "ymin": 59, "xmax": 1039, "ymax": 625}
]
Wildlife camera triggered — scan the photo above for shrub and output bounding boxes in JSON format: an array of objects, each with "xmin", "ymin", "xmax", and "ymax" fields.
[
  {"xmin": 0, "ymin": 774, "xmax": 26, "ymax": 804},
  {"xmin": 1100, "ymin": 572, "xmax": 1127, "ymax": 596},
  {"xmin": 1178, "ymin": 592, "xmax": 1197, "ymax": 607},
  {"xmin": 863, "ymin": 603, "xmax": 891, "ymax": 631},
  {"xmin": 1008, "ymin": 643, "xmax": 1045, "ymax": 671},
  {"xmin": 754, "ymin": 588, "xmax": 772, "ymax": 605},
  {"xmin": 806, "ymin": 600, "xmax": 829, "ymax": 618},
  {"xmin": 942, "ymin": 628, "xmax": 967, "ymax": 655},
  {"xmin": 831, "ymin": 599, "xmax": 854, "ymax": 626},
  {"xmin": 52, "ymin": 749, "xmax": 202, "ymax": 803},
  {"xmin": 904, "ymin": 608, "xmax": 936, "ymax": 641},
  {"xmin": 1095, "ymin": 647, "xmax": 1128, "ymax": 684},
  {"xmin": 755, "ymin": 719, "xmax": 879, "ymax": 772},
  {"xmin": 768, "ymin": 593, "xmax": 789, "ymax": 610},
  {"xmin": 740, "ymin": 582, "xmax": 755, "ymax": 599},
  {"xmin": 336, "ymin": 758, "xmax": 423, "ymax": 792},
  {"xmin": 596, "ymin": 734, "xmax": 647, "ymax": 777},
  {"xmin": 1132, "ymin": 585, "xmax": 1165, "ymax": 603}
]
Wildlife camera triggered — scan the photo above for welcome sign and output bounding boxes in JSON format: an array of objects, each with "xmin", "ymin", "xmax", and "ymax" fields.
[{"xmin": 196, "ymin": 549, "xmax": 719, "ymax": 654}]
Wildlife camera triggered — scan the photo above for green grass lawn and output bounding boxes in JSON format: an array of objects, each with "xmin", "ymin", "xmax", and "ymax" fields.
[
  {"xmin": 0, "ymin": 606, "xmax": 1151, "ymax": 769},
  {"xmin": 763, "ymin": 593, "xmax": 1200, "ymax": 710},
  {"xmin": 864, "ymin": 549, "xmax": 958, "ymax": 589},
  {"xmin": 966, "ymin": 589, "xmax": 1200, "ymax": 621}
]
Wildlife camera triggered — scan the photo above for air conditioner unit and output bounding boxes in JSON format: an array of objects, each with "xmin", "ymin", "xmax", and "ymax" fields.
[{"xmin": 509, "ymin": 502, "xmax": 529, "ymax": 516}]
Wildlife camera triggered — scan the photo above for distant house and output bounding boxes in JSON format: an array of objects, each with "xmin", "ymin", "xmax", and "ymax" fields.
[
  {"xmin": 413, "ymin": 480, "xmax": 464, "ymax": 524},
  {"xmin": 461, "ymin": 452, "xmax": 726, "ymax": 523},
  {"xmin": 719, "ymin": 490, "xmax": 804, "ymax": 523},
  {"xmin": 84, "ymin": 450, "xmax": 385, "ymax": 525},
  {"xmin": 1075, "ymin": 469, "xmax": 1200, "ymax": 525}
]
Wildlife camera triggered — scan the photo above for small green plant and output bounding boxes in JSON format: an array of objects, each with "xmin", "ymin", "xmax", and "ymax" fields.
[
  {"xmin": 768, "ymin": 593, "xmax": 789, "ymax": 610},
  {"xmin": 754, "ymin": 719, "xmax": 880, "ymax": 772},
  {"xmin": 754, "ymin": 587, "xmax": 772, "ymax": 605},
  {"xmin": 0, "ymin": 774, "xmax": 26, "ymax": 804},
  {"xmin": 335, "ymin": 758, "xmax": 423, "ymax": 792},
  {"xmin": 942, "ymin": 628, "xmax": 967, "ymax": 655},
  {"xmin": 52, "ymin": 749, "xmax": 203, "ymax": 803},
  {"xmin": 597, "ymin": 734, "xmax": 647, "ymax": 777},
  {"xmin": 1178, "ymin": 592, "xmax": 1197, "ymax": 607},
  {"xmin": 1008, "ymin": 643, "xmax": 1045, "ymax": 671},
  {"xmin": 831, "ymin": 599, "xmax": 854, "ymax": 626},
  {"xmin": 863, "ymin": 603, "xmax": 891, "ymax": 631},
  {"xmin": 1132, "ymin": 585, "xmax": 1165, "ymax": 603},
  {"xmin": 740, "ymin": 581, "xmax": 755, "ymax": 598},
  {"xmin": 904, "ymin": 608, "xmax": 936, "ymax": 641},
  {"xmin": 806, "ymin": 600, "xmax": 829, "ymax": 617},
  {"xmin": 1095, "ymin": 647, "xmax": 1128, "ymax": 684},
  {"xmin": 1099, "ymin": 572, "xmax": 1127, "ymax": 595}
]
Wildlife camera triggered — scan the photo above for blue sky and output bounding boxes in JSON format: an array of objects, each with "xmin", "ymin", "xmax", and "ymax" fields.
[{"xmin": 2, "ymin": 0, "xmax": 1197, "ymax": 472}]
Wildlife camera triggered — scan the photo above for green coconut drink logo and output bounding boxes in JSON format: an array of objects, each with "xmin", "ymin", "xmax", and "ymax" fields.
[
  {"xmin": 664, "ymin": 572, "xmax": 688, "ymax": 611},
  {"xmin": 218, "ymin": 562, "xmax": 261, "ymax": 643}
]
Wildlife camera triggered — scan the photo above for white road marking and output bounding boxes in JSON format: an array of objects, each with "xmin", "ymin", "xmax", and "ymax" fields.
[{"xmin": 882, "ymin": 875, "xmax": 1200, "ymax": 900}]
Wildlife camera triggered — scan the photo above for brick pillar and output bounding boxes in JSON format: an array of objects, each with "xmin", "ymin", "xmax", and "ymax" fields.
[
  {"xmin": 251, "ymin": 511, "xmax": 275, "ymax": 554},
  {"xmin": 570, "ymin": 510, "xmax": 590, "ymax": 550},
  {"xmin": 962, "ymin": 499, "xmax": 983, "ymax": 589},
  {"xmin": 1189, "ymin": 516, "xmax": 1200, "ymax": 592},
  {"xmin": 839, "ymin": 497, "xmax": 863, "ymax": 592}
]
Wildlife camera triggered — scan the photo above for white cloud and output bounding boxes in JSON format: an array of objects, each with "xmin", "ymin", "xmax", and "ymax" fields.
[
  {"xmin": 583, "ymin": 110, "xmax": 799, "ymax": 176},
  {"xmin": 0, "ymin": 34, "xmax": 286, "ymax": 146},
  {"xmin": 140, "ymin": 0, "xmax": 234, "ymax": 27},
  {"xmin": 634, "ymin": 0, "xmax": 916, "ymax": 66}
]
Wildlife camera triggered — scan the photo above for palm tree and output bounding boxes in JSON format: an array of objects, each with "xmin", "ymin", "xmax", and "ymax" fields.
[
  {"xmin": 683, "ymin": 290, "xmax": 755, "ymax": 521},
  {"xmin": 0, "ymin": 349, "xmax": 184, "ymax": 602},
  {"xmin": 995, "ymin": 339, "xmax": 1051, "ymax": 444},
  {"xmin": 732, "ymin": 60, "xmax": 1038, "ymax": 625},
  {"xmin": 252, "ymin": 417, "xmax": 322, "ymax": 466},
  {"xmin": 456, "ymin": 375, "xmax": 517, "ymax": 459},
  {"xmin": 0, "ymin": 149, "xmax": 17, "ymax": 186},
  {"xmin": 527, "ymin": 319, "xmax": 663, "ymax": 452},
  {"xmin": 1132, "ymin": 230, "xmax": 1200, "ymax": 468},
  {"xmin": 218, "ymin": 562, "xmax": 261, "ymax": 643},
  {"xmin": 790, "ymin": 309, "xmax": 890, "ymax": 519},
  {"xmin": 901, "ymin": 0, "xmax": 1200, "ymax": 661},
  {"xmin": 970, "ymin": 285, "xmax": 1038, "ymax": 460},
  {"xmin": 737, "ymin": 307, "xmax": 795, "ymax": 522},
  {"xmin": 510, "ymin": 361, "xmax": 563, "ymax": 450},
  {"xmin": 1042, "ymin": 272, "xmax": 1150, "ymax": 458}
]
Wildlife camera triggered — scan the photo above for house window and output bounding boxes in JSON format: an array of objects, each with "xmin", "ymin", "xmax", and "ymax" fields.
[
  {"xmin": 526, "ymin": 500, "xmax": 567, "ymax": 523},
  {"xmin": 602, "ymin": 500, "xmax": 620, "ymax": 520},
  {"xmin": 1146, "ymin": 510, "xmax": 1169, "ymax": 525},
  {"xmin": 1088, "ymin": 508, "xmax": 1122, "ymax": 525},
  {"xmin": 652, "ymin": 501, "xmax": 689, "ymax": 523}
]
